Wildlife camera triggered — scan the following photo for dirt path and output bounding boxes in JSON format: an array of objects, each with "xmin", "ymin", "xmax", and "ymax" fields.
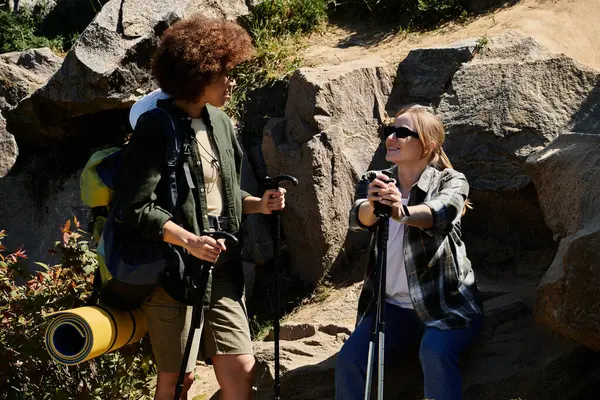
[{"xmin": 302, "ymin": 0, "xmax": 600, "ymax": 69}]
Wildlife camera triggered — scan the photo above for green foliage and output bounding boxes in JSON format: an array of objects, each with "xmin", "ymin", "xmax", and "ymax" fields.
[
  {"xmin": 0, "ymin": 3, "xmax": 64, "ymax": 53},
  {"xmin": 247, "ymin": 0, "xmax": 328, "ymax": 37},
  {"xmin": 249, "ymin": 315, "xmax": 274, "ymax": 341},
  {"xmin": 225, "ymin": 34, "xmax": 302, "ymax": 122},
  {"xmin": 475, "ymin": 34, "xmax": 489, "ymax": 51},
  {"xmin": 0, "ymin": 218, "xmax": 155, "ymax": 400},
  {"xmin": 226, "ymin": 0, "xmax": 328, "ymax": 122},
  {"xmin": 331, "ymin": 0, "xmax": 469, "ymax": 28}
]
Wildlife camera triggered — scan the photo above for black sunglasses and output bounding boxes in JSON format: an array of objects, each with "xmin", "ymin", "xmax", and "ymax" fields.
[{"xmin": 383, "ymin": 125, "xmax": 419, "ymax": 139}]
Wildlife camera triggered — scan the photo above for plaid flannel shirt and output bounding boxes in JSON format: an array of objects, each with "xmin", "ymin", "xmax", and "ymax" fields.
[{"xmin": 350, "ymin": 166, "xmax": 483, "ymax": 330}]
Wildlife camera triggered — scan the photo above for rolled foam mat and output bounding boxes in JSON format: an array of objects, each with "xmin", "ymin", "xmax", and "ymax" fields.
[{"xmin": 45, "ymin": 305, "xmax": 147, "ymax": 365}]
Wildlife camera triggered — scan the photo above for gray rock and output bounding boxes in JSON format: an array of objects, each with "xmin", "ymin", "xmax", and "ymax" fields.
[
  {"xmin": 265, "ymin": 323, "xmax": 316, "ymax": 342},
  {"xmin": 460, "ymin": 185, "xmax": 556, "ymax": 280},
  {"xmin": 526, "ymin": 133, "xmax": 600, "ymax": 238},
  {"xmin": 253, "ymin": 284, "xmax": 361, "ymax": 399},
  {"xmin": 7, "ymin": 0, "xmax": 55, "ymax": 12},
  {"xmin": 386, "ymin": 38, "xmax": 476, "ymax": 110},
  {"xmin": 461, "ymin": 290, "xmax": 600, "ymax": 400},
  {"xmin": 0, "ymin": 47, "xmax": 62, "ymax": 112},
  {"xmin": 241, "ymin": 80, "xmax": 288, "ymax": 138},
  {"xmin": 0, "ymin": 170, "xmax": 90, "ymax": 268},
  {"xmin": 240, "ymin": 135, "xmax": 273, "ymax": 267},
  {"xmin": 0, "ymin": 115, "xmax": 18, "ymax": 177},
  {"xmin": 526, "ymin": 133, "xmax": 600, "ymax": 351},
  {"xmin": 239, "ymin": 135, "xmax": 274, "ymax": 300},
  {"xmin": 436, "ymin": 32, "xmax": 600, "ymax": 191},
  {"xmin": 5, "ymin": 0, "xmax": 251, "ymax": 145},
  {"xmin": 262, "ymin": 57, "xmax": 394, "ymax": 284}
]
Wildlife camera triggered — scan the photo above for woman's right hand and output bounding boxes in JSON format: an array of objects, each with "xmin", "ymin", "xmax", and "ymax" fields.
[
  {"xmin": 185, "ymin": 235, "xmax": 227, "ymax": 263},
  {"xmin": 367, "ymin": 174, "xmax": 393, "ymax": 211}
]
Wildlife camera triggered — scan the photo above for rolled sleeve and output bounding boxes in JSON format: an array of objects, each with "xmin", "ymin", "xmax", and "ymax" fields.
[
  {"xmin": 349, "ymin": 171, "xmax": 379, "ymax": 232},
  {"xmin": 421, "ymin": 170, "xmax": 469, "ymax": 236},
  {"xmin": 132, "ymin": 201, "xmax": 172, "ymax": 242},
  {"xmin": 349, "ymin": 199, "xmax": 372, "ymax": 232},
  {"xmin": 241, "ymin": 190, "xmax": 252, "ymax": 201},
  {"xmin": 118, "ymin": 111, "xmax": 173, "ymax": 242}
]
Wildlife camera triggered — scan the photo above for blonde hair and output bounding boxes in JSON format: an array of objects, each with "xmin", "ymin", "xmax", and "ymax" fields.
[{"xmin": 394, "ymin": 105, "xmax": 472, "ymax": 213}]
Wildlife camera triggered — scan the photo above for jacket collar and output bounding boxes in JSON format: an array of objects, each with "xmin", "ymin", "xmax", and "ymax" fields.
[
  {"xmin": 157, "ymin": 98, "xmax": 214, "ymax": 131},
  {"xmin": 389, "ymin": 164, "xmax": 438, "ymax": 194}
]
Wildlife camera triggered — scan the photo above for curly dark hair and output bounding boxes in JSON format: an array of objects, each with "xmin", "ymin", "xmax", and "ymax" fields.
[{"xmin": 152, "ymin": 15, "xmax": 254, "ymax": 101}]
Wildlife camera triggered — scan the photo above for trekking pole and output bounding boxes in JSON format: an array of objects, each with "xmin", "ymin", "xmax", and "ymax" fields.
[
  {"xmin": 174, "ymin": 231, "xmax": 239, "ymax": 400},
  {"xmin": 263, "ymin": 174, "xmax": 298, "ymax": 400},
  {"xmin": 364, "ymin": 174, "xmax": 395, "ymax": 400}
]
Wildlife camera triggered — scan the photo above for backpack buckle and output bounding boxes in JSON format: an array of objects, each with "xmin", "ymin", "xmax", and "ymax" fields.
[{"xmin": 183, "ymin": 142, "xmax": 192, "ymax": 156}]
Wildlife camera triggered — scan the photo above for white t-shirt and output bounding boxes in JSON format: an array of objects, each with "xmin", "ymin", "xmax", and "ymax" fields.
[
  {"xmin": 385, "ymin": 197, "xmax": 413, "ymax": 309},
  {"xmin": 192, "ymin": 118, "xmax": 224, "ymax": 216}
]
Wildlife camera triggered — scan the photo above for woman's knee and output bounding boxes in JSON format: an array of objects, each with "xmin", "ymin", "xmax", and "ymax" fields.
[
  {"xmin": 236, "ymin": 355, "xmax": 255, "ymax": 380},
  {"xmin": 155, "ymin": 371, "xmax": 194, "ymax": 398},
  {"xmin": 184, "ymin": 371, "xmax": 195, "ymax": 387},
  {"xmin": 213, "ymin": 354, "xmax": 255, "ymax": 386},
  {"xmin": 336, "ymin": 338, "xmax": 363, "ymax": 375},
  {"xmin": 419, "ymin": 337, "xmax": 456, "ymax": 370}
]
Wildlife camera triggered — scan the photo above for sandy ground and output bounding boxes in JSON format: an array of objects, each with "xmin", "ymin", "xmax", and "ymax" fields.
[{"xmin": 302, "ymin": 0, "xmax": 600, "ymax": 69}]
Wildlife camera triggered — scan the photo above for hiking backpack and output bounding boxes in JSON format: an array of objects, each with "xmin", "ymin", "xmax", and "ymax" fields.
[{"xmin": 80, "ymin": 107, "xmax": 188, "ymax": 309}]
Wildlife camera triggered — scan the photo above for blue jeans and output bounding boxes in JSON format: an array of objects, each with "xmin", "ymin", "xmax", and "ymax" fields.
[{"xmin": 335, "ymin": 304, "xmax": 483, "ymax": 400}]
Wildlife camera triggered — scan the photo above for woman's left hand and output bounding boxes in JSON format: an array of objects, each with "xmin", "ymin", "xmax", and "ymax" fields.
[
  {"xmin": 260, "ymin": 188, "xmax": 286, "ymax": 214},
  {"xmin": 376, "ymin": 177, "xmax": 404, "ymax": 221}
]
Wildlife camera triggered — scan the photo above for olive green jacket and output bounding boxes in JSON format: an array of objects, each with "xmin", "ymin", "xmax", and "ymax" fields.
[{"xmin": 117, "ymin": 99, "xmax": 250, "ymax": 264}]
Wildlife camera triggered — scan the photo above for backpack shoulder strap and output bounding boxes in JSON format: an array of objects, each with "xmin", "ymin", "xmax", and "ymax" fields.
[
  {"xmin": 146, "ymin": 107, "xmax": 185, "ymax": 217},
  {"xmin": 150, "ymin": 107, "xmax": 200, "ymax": 226}
]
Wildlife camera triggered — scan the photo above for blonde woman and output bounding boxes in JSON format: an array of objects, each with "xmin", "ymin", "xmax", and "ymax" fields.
[{"xmin": 335, "ymin": 106, "xmax": 484, "ymax": 400}]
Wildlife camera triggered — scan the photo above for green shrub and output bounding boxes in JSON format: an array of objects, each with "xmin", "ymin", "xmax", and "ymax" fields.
[
  {"xmin": 247, "ymin": 0, "xmax": 328, "ymax": 37},
  {"xmin": 330, "ymin": 0, "xmax": 469, "ymax": 28},
  {"xmin": 226, "ymin": 0, "xmax": 326, "ymax": 122},
  {"xmin": 0, "ymin": 3, "xmax": 64, "ymax": 53},
  {"xmin": 0, "ymin": 218, "xmax": 155, "ymax": 400},
  {"xmin": 225, "ymin": 34, "xmax": 302, "ymax": 123}
]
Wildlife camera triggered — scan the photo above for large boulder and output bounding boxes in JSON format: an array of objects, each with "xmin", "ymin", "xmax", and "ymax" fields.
[
  {"xmin": 5, "ymin": 0, "xmax": 251, "ymax": 145},
  {"xmin": 262, "ymin": 57, "xmax": 394, "ymax": 284},
  {"xmin": 387, "ymin": 38, "xmax": 477, "ymax": 108},
  {"xmin": 9, "ymin": 1, "xmax": 119, "ymax": 51},
  {"xmin": 0, "ymin": 116, "xmax": 18, "ymax": 178},
  {"xmin": 7, "ymin": 0, "xmax": 54, "ymax": 11},
  {"xmin": 0, "ymin": 47, "xmax": 62, "ymax": 112},
  {"xmin": 0, "ymin": 170, "xmax": 90, "ymax": 267},
  {"xmin": 526, "ymin": 133, "xmax": 600, "ymax": 351},
  {"xmin": 392, "ymin": 32, "xmax": 600, "ymax": 279},
  {"xmin": 436, "ymin": 32, "xmax": 600, "ymax": 191}
]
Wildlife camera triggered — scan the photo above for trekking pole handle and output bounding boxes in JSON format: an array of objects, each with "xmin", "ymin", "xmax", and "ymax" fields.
[
  {"xmin": 263, "ymin": 174, "xmax": 299, "ymax": 191},
  {"xmin": 200, "ymin": 230, "xmax": 239, "ymax": 247},
  {"xmin": 373, "ymin": 170, "xmax": 396, "ymax": 218},
  {"xmin": 263, "ymin": 174, "xmax": 298, "ymax": 216}
]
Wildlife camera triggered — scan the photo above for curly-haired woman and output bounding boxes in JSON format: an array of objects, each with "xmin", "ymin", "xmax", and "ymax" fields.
[{"xmin": 117, "ymin": 15, "xmax": 285, "ymax": 400}]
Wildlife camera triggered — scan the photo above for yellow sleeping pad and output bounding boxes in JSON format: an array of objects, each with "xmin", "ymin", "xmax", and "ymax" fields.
[{"xmin": 44, "ymin": 305, "xmax": 147, "ymax": 366}]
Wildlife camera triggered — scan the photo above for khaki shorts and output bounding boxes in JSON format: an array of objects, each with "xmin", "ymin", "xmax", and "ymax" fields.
[{"xmin": 141, "ymin": 279, "xmax": 252, "ymax": 373}]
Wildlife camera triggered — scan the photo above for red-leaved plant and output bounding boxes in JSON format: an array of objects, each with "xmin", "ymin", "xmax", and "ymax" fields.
[{"xmin": 0, "ymin": 218, "xmax": 155, "ymax": 400}]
